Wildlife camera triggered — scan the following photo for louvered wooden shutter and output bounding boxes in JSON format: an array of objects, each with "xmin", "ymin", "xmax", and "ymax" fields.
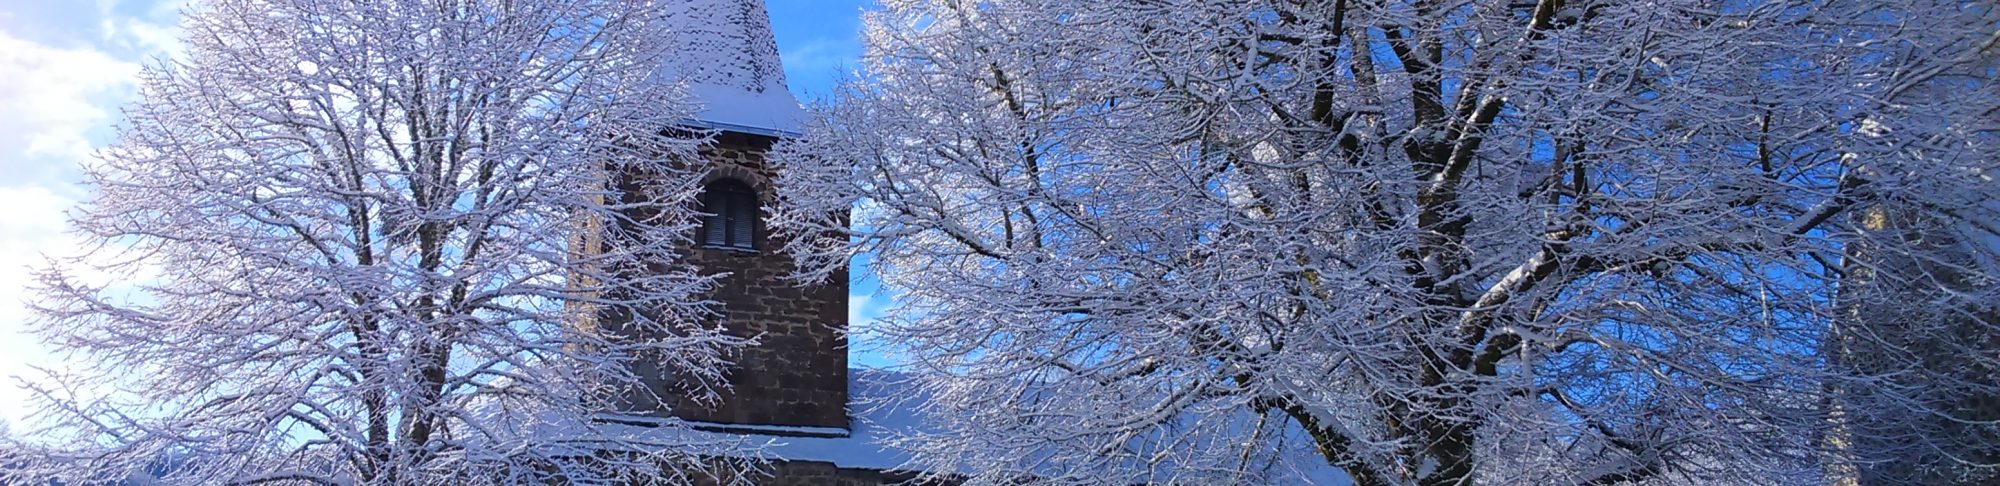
[
  {"xmin": 699, "ymin": 179, "xmax": 758, "ymax": 250},
  {"xmin": 700, "ymin": 182, "xmax": 727, "ymax": 247},
  {"xmin": 702, "ymin": 207, "xmax": 728, "ymax": 247},
  {"xmin": 729, "ymin": 192, "xmax": 756, "ymax": 249}
]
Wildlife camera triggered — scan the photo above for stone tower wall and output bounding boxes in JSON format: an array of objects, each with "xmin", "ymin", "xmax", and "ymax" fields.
[{"xmin": 667, "ymin": 131, "xmax": 849, "ymax": 430}]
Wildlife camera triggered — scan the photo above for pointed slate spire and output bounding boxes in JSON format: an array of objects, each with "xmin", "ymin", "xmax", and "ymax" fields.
[{"xmin": 659, "ymin": 0, "xmax": 806, "ymax": 136}]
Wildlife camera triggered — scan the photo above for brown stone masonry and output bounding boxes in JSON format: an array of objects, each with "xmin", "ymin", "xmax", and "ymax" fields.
[{"xmin": 641, "ymin": 131, "xmax": 851, "ymax": 431}]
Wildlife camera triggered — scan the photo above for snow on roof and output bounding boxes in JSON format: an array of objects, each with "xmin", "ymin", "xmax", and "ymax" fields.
[
  {"xmin": 657, "ymin": 0, "xmax": 806, "ymax": 136},
  {"xmin": 574, "ymin": 368, "xmax": 924, "ymax": 472},
  {"xmin": 583, "ymin": 369, "xmax": 1348, "ymax": 483},
  {"xmin": 678, "ymin": 83, "xmax": 806, "ymax": 138},
  {"xmin": 706, "ymin": 368, "xmax": 924, "ymax": 471},
  {"xmin": 463, "ymin": 367, "xmax": 1359, "ymax": 483}
]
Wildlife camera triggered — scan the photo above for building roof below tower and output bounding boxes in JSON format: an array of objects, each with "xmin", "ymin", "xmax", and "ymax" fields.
[{"xmin": 556, "ymin": 368, "xmax": 1349, "ymax": 484}]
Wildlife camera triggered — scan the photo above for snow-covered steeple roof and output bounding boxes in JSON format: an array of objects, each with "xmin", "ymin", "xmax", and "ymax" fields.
[{"xmin": 659, "ymin": 0, "xmax": 805, "ymax": 137}]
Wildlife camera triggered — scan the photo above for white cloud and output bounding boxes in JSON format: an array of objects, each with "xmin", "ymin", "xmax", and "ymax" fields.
[
  {"xmin": 103, "ymin": 15, "xmax": 182, "ymax": 58},
  {"xmin": 779, "ymin": 38, "xmax": 861, "ymax": 98},
  {"xmin": 781, "ymin": 38, "xmax": 856, "ymax": 73},
  {"xmin": 846, "ymin": 290, "xmax": 908, "ymax": 368},
  {"xmin": 0, "ymin": 20, "xmax": 162, "ymax": 428},
  {"xmin": 0, "ymin": 30, "xmax": 140, "ymax": 179},
  {"xmin": 0, "ymin": 185, "xmax": 76, "ymax": 427},
  {"xmin": 97, "ymin": 0, "xmax": 185, "ymax": 61},
  {"xmin": 0, "ymin": 186, "xmax": 70, "ymax": 257},
  {"xmin": 848, "ymin": 292, "xmax": 875, "ymax": 326}
]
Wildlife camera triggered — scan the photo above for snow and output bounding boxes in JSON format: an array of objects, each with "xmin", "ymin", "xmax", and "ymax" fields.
[
  {"xmin": 554, "ymin": 368, "xmax": 924, "ymax": 472},
  {"xmin": 760, "ymin": 0, "xmax": 2000, "ymax": 481},
  {"xmin": 714, "ymin": 369, "xmax": 925, "ymax": 471},
  {"xmin": 656, "ymin": 0, "xmax": 805, "ymax": 136},
  {"xmin": 122, "ymin": 368, "xmax": 1349, "ymax": 483},
  {"xmin": 11, "ymin": 0, "xmax": 750, "ymax": 483},
  {"xmin": 680, "ymin": 82, "xmax": 806, "ymax": 137},
  {"xmin": 646, "ymin": 369, "xmax": 1346, "ymax": 481}
]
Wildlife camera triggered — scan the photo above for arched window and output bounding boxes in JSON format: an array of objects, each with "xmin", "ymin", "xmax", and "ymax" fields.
[{"xmin": 699, "ymin": 178, "xmax": 759, "ymax": 250}]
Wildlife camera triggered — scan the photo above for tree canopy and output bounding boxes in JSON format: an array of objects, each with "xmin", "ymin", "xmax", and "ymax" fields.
[
  {"xmin": 771, "ymin": 0, "xmax": 2000, "ymax": 484},
  {"xmin": 11, "ymin": 0, "xmax": 757, "ymax": 483}
]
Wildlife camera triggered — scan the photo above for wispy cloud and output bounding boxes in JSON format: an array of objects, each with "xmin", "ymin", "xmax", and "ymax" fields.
[
  {"xmin": 781, "ymin": 38, "xmax": 862, "ymax": 98},
  {"xmin": 768, "ymin": 0, "xmax": 871, "ymax": 99},
  {"xmin": 0, "ymin": 0, "xmax": 180, "ymax": 427},
  {"xmin": 0, "ymin": 30, "xmax": 140, "ymax": 182}
]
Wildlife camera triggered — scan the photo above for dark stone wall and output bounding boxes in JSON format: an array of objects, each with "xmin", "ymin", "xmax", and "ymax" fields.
[
  {"xmin": 1836, "ymin": 205, "xmax": 2000, "ymax": 486},
  {"xmin": 610, "ymin": 132, "xmax": 878, "ymax": 483},
  {"xmin": 678, "ymin": 459, "xmax": 945, "ymax": 486},
  {"xmin": 752, "ymin": 460, "xmax": 932, "ymax": 486},
  {"xmin": 664, "ymin": 132, "xmax": 850, "ymax": 430}
]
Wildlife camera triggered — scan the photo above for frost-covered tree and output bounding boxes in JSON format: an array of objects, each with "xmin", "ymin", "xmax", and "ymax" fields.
[
  {"xmin": 770, "ymin": 0, "xmax": 2000, "ymax": 484},
  {"xmin": 11, "ymin": 0, "xmax": 758, "ymax": 483},
  {"xmin": 1833, "ymin": 198, "xmax": 2000, "ymax": 485}
]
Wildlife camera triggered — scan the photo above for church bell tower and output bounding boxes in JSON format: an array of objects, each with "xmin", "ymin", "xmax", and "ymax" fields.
[{"xmin": 625, "ymin": 0, "xmax": 850, "ymax": 434}]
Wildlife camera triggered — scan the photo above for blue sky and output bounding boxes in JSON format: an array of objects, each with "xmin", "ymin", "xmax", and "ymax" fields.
[{"xmin": 0, "ymin": 0, "xmax": 888, "ymax": 429}]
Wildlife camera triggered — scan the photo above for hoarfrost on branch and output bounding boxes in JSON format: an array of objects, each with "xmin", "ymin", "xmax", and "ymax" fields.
[
  {"xmin": 9, "ymin": 0, "xmax": 763, "ymax": 484},
  {"xmin": 771, "ymin": 0, "xmax": 2000, "ymax": 484}
]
